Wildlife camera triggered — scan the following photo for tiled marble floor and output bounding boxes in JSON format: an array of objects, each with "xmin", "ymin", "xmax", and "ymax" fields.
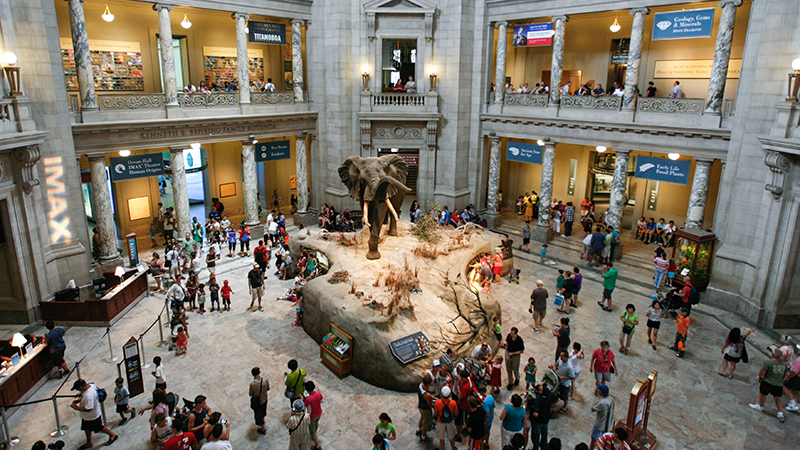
[{"xmin": 2, "ymin": 223, "xmax": 797, "ymax": 450}]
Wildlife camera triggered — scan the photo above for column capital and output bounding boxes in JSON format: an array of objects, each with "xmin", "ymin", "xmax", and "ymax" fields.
[
  {"xmin": 630, "ymin": 7, "xmax": 650, "ymax": 16},
  {"xmin": 495, "ymin": 21, "xmax": 508, "ymax": 28},
  {"xmin": 296, "ymin": 130, "xmax": 309, "ymax": 140},
  {"xmin": 487, "ymin": 132, "xmax": 500, "ymax": 142},
  {"xmin": 153, "ymin": 3, "xmax": 174, "ymax": 12},
  {"xmin": 65, "ymin": 0, "xmax": 89, "ymax": 3},
  {"xmin": 614, "ymin": 148, "xmax": 631, "ymax": 155},
  {"xmin": 241, "ymin": 139, "xmax": 255, "ymax": 147},
  {"xmin": 719, "ymin": 0, "xmax": 743, "ymax": 8},
  {"xmin": 551, "ymin": 15, "xmax": 569, "ymax": 24},
  {"xmin": 232, "ymin": 12, "xmax": 250, "ymax": 21},
  {"xmin": 86, "ymin": 153, "xmax": 107, "ymax": 162},
  {"xmin": 169, "ymin": 145, "xmax": 186, "ymax": 153},
  {"xmin": 694, "ymin": 157, "xmax": 715, "ymax": 164},
  {"xmin": 291, "ymin": 18, "xmax": 305, "ymax": 25}
]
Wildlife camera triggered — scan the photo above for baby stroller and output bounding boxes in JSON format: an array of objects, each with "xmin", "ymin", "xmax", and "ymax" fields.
[
  {"xmin": 662, "ymin": 288, "xmax": 683, "ymax": 318},
  {"xmin": 463, "ymin": 357, "xmax": 491, "ymax": 385}
]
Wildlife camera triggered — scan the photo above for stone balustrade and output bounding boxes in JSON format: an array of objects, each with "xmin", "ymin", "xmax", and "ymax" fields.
[
  {"xmin": 373, "ymin": 93, "xmax": 427, "ymax": 107},
  {"xmin": 98, "ymin": 93, "xmax": 165, "ymax": 110},
  {"xmin": 252, "ymin": 92, "xmax": 294, "ymax": 105},
  {"xmin": 560, "ymin": 94, "xmax": 622, "ymax": 110},
  {"xmin": 362, "ymin": 92, "xmax": 439, "ymax": 114},
  {"xmin": 504, "ymin": 93, "xmax": 548, "ymax": 107},
  {"xmin": 637, "ymin": 98, "xmax": 705, "ymax": 115},
  {"xmin": 179, "ymin": 92, "xmax": 239, "ymax": 108},
  {"xmin": 0, "ymin": 97, "xmax": 37, "ymax": 136}
]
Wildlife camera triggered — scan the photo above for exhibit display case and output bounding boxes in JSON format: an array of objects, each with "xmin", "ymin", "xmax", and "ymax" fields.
[{"xmin": 320, "ymin": 323, "xmax": 352, "ymax": 378}]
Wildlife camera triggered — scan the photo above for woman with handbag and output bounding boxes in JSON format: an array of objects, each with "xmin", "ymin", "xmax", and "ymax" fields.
[
  {"xmin": 619, "ymin": 304, "xmax": 639, "ymax": 355},
  {"xmin": 284, "ymin": 360, "xmax": 307, "ymax": 406},
  {"xmin": 719, "ymin": 327, "xmax": 753, "ymax": 379},
  {"xmin": 590, "ymin": 341, "xmax": 617, "ymax": 395}
]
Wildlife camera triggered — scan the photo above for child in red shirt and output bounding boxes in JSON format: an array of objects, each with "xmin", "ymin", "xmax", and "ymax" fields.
[
  {"xmin": 175, "ymin": 326, "xmax": 188, "ymax": 355},
  {"xmin": 221, "ymin": 280, "xmax": 233, "ymax": 311},
  {"xmin": 489, "ymin": 355, "xmax": 503, "ymax": 395}
]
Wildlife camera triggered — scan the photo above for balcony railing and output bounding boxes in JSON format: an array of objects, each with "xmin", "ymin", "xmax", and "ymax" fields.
[
  {"xmin": 637, "ymin": 98, "xmax": 704, "ymax": 115},
  {"xmin": 504, "ymin": 93, "xmax": 548, "ymax": 107},
  {"xmin": 561, "ymin": 94, "xmax": 622, "ymax": 110},
  {"xmin": 252, "ymin": 92, "xmax": 294, "ymax": 105},
  {"xmin": 99, "ymin": 93, "xmax": 165, "ymax": 111},
  {"xmin": 179, "ymin": 92, "xmax": 238, "ymax": 108},
  {"xmin": 0, "ymin": 97, "xmax": 37, "ymax": 136},
  {"xmin": 361, "ymin": 92, "xmax": 439, "ymax": 114},
  {"xmin": 373, "ymin": 93, "xmax": 427, "ymax": 107}
]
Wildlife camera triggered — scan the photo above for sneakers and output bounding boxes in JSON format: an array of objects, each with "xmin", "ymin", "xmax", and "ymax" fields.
[
  {"xmin": 534, "ymin": 328, "xmax": 540, "ymax": 334},
  {"xmin": 778, "ymin": 412, "xmax": 785, "ymax": 422},
  {"xmin": 786, "ymin": 403, "xmax": 800, "ymax": 412},
  {"xmin": 749, "ymin": 403, "xmax": 764, "ymax": 412},
  {"xmin": 119, "ymin": 418, "xmax": 127, "ymax": 426}
]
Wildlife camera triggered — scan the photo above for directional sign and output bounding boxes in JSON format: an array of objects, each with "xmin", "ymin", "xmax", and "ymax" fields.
[
  {"xmin": 652, "ymin": 8, "xmax": 715, "ymax": 41},
  {"xmin": 109, "ymin": 153, "xmax": 164, "ymax": 182},
  {"xmin": 255, "ymin": 140, "xmax": 291, "ymax": 162},
  {"xmin": 506, "ymin": 141, "xmax": 543, "ymax": 164},
  {"xmin": 634, "ymin": 156, "xmax": 691, "ymax": 185},
  {"xmin": 389, "ymin": 332, "xmax": 431, "ymax": 364}
]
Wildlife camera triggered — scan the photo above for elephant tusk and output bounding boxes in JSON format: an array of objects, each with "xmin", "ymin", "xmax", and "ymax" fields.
[
  {"xmin": 386, "ymin": 199, "xmax": 399, "ymax": 222},
  {"xmin": 363, "ymin": 202, "xmax": 371, "ymax": 228}
]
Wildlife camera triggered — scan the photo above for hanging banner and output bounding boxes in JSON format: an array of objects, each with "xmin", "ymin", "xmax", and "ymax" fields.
[
  {"xmin": 635, "ymin": 156, "xmax": 691, "ymax": 185},
  {"xmin": 512, "ymin": 23, "xmax": 554, "ymax": 47},
  {"xmin": 248, "ymin": 21, "xmax": 287, "ymax": 45},
  {"xmin": 506, "ymin": 141, "xmax": 543, "ymax": 164},
  {"xmin": 255, "ymin": 140, "xmax": 291, "ymax": 162},
  {"xmin": 654, "ymin": 59, "xmax": 741, "ymax": 79},
  {"xmin": 646, "ymin": 181, "xmax": 659, "ymax": 211},
  {"xmin": 109, "ymin": 153, "xmax": 164, "ymax": 182},
  {"xmin": 652, "ymin": 8, "xmax": 715, "ymax": 40}
]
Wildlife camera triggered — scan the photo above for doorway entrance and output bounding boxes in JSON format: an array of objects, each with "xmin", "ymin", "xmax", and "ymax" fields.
[
  {"xmin": 382, "ymin": 40, "xmax": 417, "ymax": 91},
  {"xmin": 157, "ymin": 35, "xmax": 190, "ymax": 91},
  {"xmin": 377, "ymin": 148, "xmax": 418, "ymax": 194}
]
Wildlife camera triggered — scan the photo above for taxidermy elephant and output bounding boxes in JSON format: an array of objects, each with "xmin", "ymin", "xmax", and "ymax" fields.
[{"xmin": 338, "ymin": 155, "xmax": 411, "ymax": 260}]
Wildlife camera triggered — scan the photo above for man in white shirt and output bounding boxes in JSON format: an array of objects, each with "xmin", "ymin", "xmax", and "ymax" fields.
[
  {"xmin": 611, "ymin": 82, "xmax": 625, "ymax": 97},
  {"xmin": 191, "ymin": 252, "xmax": 203, "ymax": 277},
  {"xmin": 167, "ymin": 276, "xmax": 186, "ymax": 305},
  {"xmin": 263, "ymin": 78, "xmax": 276, "ymax": 92},
  {"xmin": 220, "ymin": 216, "xmax": 231, "ymax": 230},
  {"xmin": 561, "ymin": 81, "xmax": 572, "ymax": 96},
  {"xmin": 201, "ymin": 423, "xmax": 232, "ymax": 450},
  {"xmin": 71, "ymin": 379, "xmax": 118, "ymax": 447},
  {"xmin": 405, "ymin": 76, "xmax": 417, "ymax": 93},
  {"xmin": 166, "ymin": 247, "xmax": 181, "ymax": 279},
  {"xmin": 669, "ymin": 81, "xmax": 682, "ymax": 98}
]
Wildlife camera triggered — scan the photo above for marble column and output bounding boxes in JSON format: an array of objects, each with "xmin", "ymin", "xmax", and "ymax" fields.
[
  {"xmin": 494, "ymin": 21, "xmax": 508, "ymax": 104},
  {"xmin": 154, "ymin": 4, "xmax": 178, "ymax": 106},
  {"xmin": 537, "ymin": 142, "xmax": 556, "ymax": 227},
  {"xmin": 291, "ymin": 19, "xmax": 305, "ymax": 102},
  {"xmin": 242, "ymin": 140, "xmax": 259, "ymax": 227},
  {"xmin": 686, "ymin": 159, "xmax": 713, "ymax": 228},
  {"xmin": 88, "ymin": 155, "xmax": 118, "ymax": 262},
  {"xmin": 296, "ymin": 133, "xmax": 309, "ymax": 213},
  {"xmin": 549, "ymin": 15, "xmax": 569, "ymax": 105},
  {"xmin": 233, "ymin": 12, "xmax": 251, "ymax": 104},
  {"xmin": 623, "ymin": 8, "xmax": 649, "ymax": 109},
  {"xmin": 485, "ymin": 134, "xmax": 501, "ymax": 225},
  {"xmin": 605, "ymin": 150, "xmax": 630, "ymax": 231},
  {"xmin": 66, "ymin": 0, "xmax": 97, "ymax": 110},
  {"xmin": 169, "ymin": 146, "xmax": 191, "ymax": 241},
  {"xmin": 704, "ymin": 0, "xmax": 743, "ymax": 114}
]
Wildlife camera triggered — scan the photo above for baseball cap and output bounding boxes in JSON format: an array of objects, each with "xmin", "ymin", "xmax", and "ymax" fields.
[
  {"xmin": 441, "ymin": 386, "xmax": 452, "ymax": 397},
  {"xmin": 292, "ymin": 399, "xmax": 305, "ymax": 412},
  {"xmin": 254, "ymin": 263, "xmax": 260, "ymax": 268},
  {"xmin": 596, "ymin": 383, "xmax": 609, "ymax": 395},
  {"xmin": 71, "ymin": 379, "xmax": 87, "ymax": 391},
  {"xmin": 224, "ymin": 280, "xmax": 229, "ymax": 284},
  {"xmin": 432, "ymin": 359, "xmax": 441, "ymax": 367}
]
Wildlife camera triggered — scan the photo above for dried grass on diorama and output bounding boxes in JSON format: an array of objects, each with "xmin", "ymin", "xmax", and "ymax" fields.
[
  {"xmin": 328, "ymin": 270, "xmax": 350, "ymax": 284},
  {"xmin": 319, "ymin": 230, "xmax": 360, "ymax": 246},
  {"xmin": 413, "ymin": 243, "xmax": 440, "ymax": 259}
]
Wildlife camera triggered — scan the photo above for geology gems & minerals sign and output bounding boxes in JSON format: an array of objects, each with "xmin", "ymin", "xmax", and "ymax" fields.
[
  {"xmin": 652, "ymin": 8, "xmax": 715, "ymax": 40},
  {"xmin": 634, "ymin": 156, "xmax": 691, "ymax": 185},
  {"xmin": 109, "ymin": 153, "xmax": 164, "ymax": 182}
]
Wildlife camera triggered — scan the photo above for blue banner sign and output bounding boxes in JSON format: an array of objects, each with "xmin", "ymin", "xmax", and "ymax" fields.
[
  {"xmin": 109, "ymin": 153, "xmax": 164, "ymax": 182},
  {"xmin": 255, "ymin": 140, "xmax": 291, "ymax": 162},
  {"xmin": 506, "ymin": 141, "xmax": 543, "ymax": 164},
  {"xmin": 512, "ymin": 23, "xmax": 553, "ymax": 47},
  {"xmin": 634, "ymin": 156, "xmax": 691, "ymax": 185},
  {"xmin": 652, "ymin": 8, "xmax": 715, "ymax": 40},
  {"xmin": 248, "ymin": 21, "xmax": 286, "ymax": 45}
]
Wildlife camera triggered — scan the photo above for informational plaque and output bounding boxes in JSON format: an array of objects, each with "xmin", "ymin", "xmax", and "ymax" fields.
[
  {"xmin": 123, "ymin": 337, "xmax": 144, "ymax": 398},
  {"xmin": 219, "ymin": 182, "xmax": 236, "ymax": 198},
  {"xmin": 126, "ymin": 233, "xmax": 139, "ymax": 266},
  {"xmin": 127, "ymin": 196, "xmax": 151, "ymax": 221},
  {"xmin": 389, "ymin": 332, "xmax": 431, "ymax": 364}
]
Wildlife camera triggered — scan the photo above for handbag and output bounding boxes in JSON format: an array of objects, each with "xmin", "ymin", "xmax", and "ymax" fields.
[
  {"xmin": 250, "ymin": 378, "xmax": 264, "ymax": 410},
  {"xmin": 622, "ymin": 325, "xmax": 633, "ymax": 334},
  {"xmin": 554, "ymin": 294, "xmax": 564, "ymax": 307},
  {"xmin": 741, "ymin": 337, "xmax": 749, "ymax": 364},
  {"xmin": 284, "ymin": 372, "xmax": 301, "ymax": 399}
]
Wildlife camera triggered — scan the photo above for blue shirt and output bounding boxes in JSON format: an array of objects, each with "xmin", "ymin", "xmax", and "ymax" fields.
[
  {"xmin": 541, "ymin": 247, "xmax": 547, "ymax": 258},
  {"xmin": 501, "ymin": 405, "xmax": 526, "ymax": 432},
  {"xmin": 483, "ymin": 394, "xmax": 496, "ymax": 427},
  {"xmin": 45, "ymin": 328, "xmax": 66, "ymax": 349},
  {"xmin": 646, "ymin": 221, "xmax": 656, "ymax": 230}
]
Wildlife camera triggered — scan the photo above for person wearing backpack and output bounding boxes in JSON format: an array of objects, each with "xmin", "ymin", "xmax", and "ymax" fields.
[
  {"xmin": 253, "ymin": 241, "xmax": 268, "ymax": 272},
  {"xmin": 434, "ymin": 385, "xmax": 459, "ymax": 450},
  {"xmin": 673, "ymin": 276, "xmax": 697, "ymax": 313},
  {"xmin": 70, "ymin": 379, "xmax": 118, "ymax": 448}
]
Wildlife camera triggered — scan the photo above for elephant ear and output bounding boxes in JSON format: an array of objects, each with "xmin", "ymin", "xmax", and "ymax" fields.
[
  {"xmin": 338, "ymin": 156, "xmax": 363, "ymax": 201},
  {"xmin": 376, "ymin": 154, "xmax": 410, "ymax": 199}
]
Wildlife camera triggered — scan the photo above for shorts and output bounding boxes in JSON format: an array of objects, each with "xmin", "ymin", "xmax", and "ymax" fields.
[
  {"xmin": 583, "ymin": 244, "xmax": 590, "ymax": 255},
  {"xmin": 573, "ymin": 287, "xmax": 581, "ymax": 296},
  {"xmin": 523, "ymin": 237, "xmax": 530, "ymax": 245},
  {"xmin": 594, "ymin": 371, "xmax": 611, "ymax": 383},
  {"xmin": 468, "ymin": 435, "xmax": 483, "ymax": 449},
  {"xmin": 223, "ymin": 297, "xmax": 231, "ymax": 306},
  {"xmin": 419, "ymin": 408, "xmax": 433, "ymax": 432},
  {"xmin": 784, "ymin": 375, "xmax": 800, "ymax": 392},
  {"xmin": 251, "ymin": 286, "xmax": 264, "ymax": 300},
  {"xmin": 589, "ymin": 247, "xmax": 603, "ymax": 256},
  {"xmin": 81, "ymin": 417, "xmax": 104, "ymax": 433},
  {"xmin": 116, "ymin": 404, "xmax": 130, "ymax": 414},
  {"xmin": 646, "ymin": 320, "xmax": 661, "ymax": 329},
  {"xmin": 603, "ymin": 288, "xmax": 614, "ymax": 300},
  {"xmin": 667, "ymin": 272, "xmax": 675, "ymax": 279},
  {"xmin": 309, "ymin": 416, "xmax": 321, "ymax": 441},
  {"xmin": 601, "ymin": 246, "xmax": 611, "ymax": 258},
  {"xmin": 591, "ymin": 425, "xmax": 604, "ymax": 441},
  {"xmin": 574, "ymin": 371, "xmax": 580, "ymax": 381},
  {"xmin": 436, "ymin": 421, "xmax": 457, "ymax": 440},
  {"xmin": 558, "ymin": 384, "xmax": 570, "ymax": 401},
  {"xmin": 456, "ymin": 408, "xmax": 467, "ymax": 426},
  {"xmin": 759, "ymin": 380, "xmax": 783, "ymax": 397},
  {"xmin": 253, "ymin": 401, "xmax": 267, "ymax": 426},
  {"xmin": 156, "ymin": 382, "xmax": 167, "ymax": 391},
  {"xmin": 723, "ymin": 354, "xmax": 740, "ymax": 363},
  {"xmin": 49, "ymin": 347, "xmax": 66, "ymax": 366},
  {"xmin": 533, "ymin": 309, "xmax": 546, "ymax": 323},
  {"xmin": 483, "ymin": 425, "xmax": 491, "ymax": 441}
]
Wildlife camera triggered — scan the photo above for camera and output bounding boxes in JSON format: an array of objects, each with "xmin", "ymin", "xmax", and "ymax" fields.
[{"xmin": 220, "ymin": 419, "xmax": 227, "ymax": 424}]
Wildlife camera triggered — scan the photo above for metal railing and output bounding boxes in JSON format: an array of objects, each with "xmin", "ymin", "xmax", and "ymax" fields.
[
  {"xmin": 637, "ymin": 97, "xmax": 705, "ymax": 115},
  {"xmin": 98, "ymin": 93, "xmax": 165, "ymax": 111},
  {"xmin": 560, "ymin": 94, "xmax": 623, "ymax": 110},
  {"xmin": 372, "ymin": 93, "xmax": 427, "ymax": 107},
  {"xmin": 504, "ymin": 93, "xmax": 549, "ymax": 107}
]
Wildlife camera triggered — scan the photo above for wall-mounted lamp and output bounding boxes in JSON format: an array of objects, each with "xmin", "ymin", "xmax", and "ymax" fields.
[
  {"xmin": 787, "ymin": 58, "xmax": 800, "ymax": 101},
  {"xmin": 361, "ymin": 66, "xmax": 370, "ymax": 92},
  {"xmin": 429, "ymin": 66, "xmax": 438, "ymax": 92},
  {"xmin": 102, "ymin": 4, "xmax": 115, "ymax": 22},
  {"xmin": 668, "ymin": 153, "xmax": 680, "ymax": 161},
  {"xmin": 596, "ymin": 146, "xmax": 607, "ymax": 153},
  {"xmin": 181, "ymin": 14, "xmax": 192, "ymax": 29},
  {"xmin": 609, "ymin": 17, "xmax": 621, "ymax": 33},
  {"xmin": 2, "ymin": 52, "xmax": 22, "ymax": 96}
]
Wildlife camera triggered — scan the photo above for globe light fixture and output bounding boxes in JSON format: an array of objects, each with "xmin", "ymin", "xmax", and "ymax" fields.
[
  {"xmin": 119, "ymin": 150, "xmax": 131, "ymax": 157},
  {"xmin": 181, "ymin": 14, "xmax": 192, "ymax": 29},
  {"xmin": 102, "ymin": 5, "xmax": 115, "ymax": 22},
  {"xmin": 596, "ymin": 146, "xmax": 607, "ymax": 153},
  {"xmin": 2, "ymin": 52, "xmax": 22, "ymax": 96},
  {"xmin": 429, "ymin": 66, "xmax": 438, "ymax": 92},
  {"xmin": 361, "ymin": 66, "xmax": 370, "ymax": 91},
  {"xmin": 668, "ymin": 153, "xmax": 680, "ymax": 161},
  {"xmin": 537, "ymin": 139, "xmax": 545, "ymax": 146},
  {"xmin": 788, "ymin": 58, "xmax": 800, "ymax": 101},
  {"xmin": 2, "ymin": 52, "xmax": 17, "ymax": 65},
  {"xmin": 190, "ymin": 143, "xmax": 201, "ymax": 150},
  {"xmin": 610, "ymin": 17, "xmax": 621, "ymax": 33}
]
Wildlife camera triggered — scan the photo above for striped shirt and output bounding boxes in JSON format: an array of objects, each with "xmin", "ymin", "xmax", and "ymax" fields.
[{"xmin": 287, "ymin": 412, "xmax": 311, "ymax": 446}]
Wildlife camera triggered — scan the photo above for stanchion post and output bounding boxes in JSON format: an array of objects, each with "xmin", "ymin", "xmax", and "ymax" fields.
[
  {"xmin": 104, "ymin": 327, "xmax": 119, "ymax": 364},
  {"xmin": 116, "ymin": 361, "xmax": 123, "ymax": 380},
  {"xmin": 163, "ymin": 299, "xmax": 170, "ymax": 327},
  {"xmin": 139, "ymin": 335, "xmax": 151, "ymax": 369},
  {"xmin": 75, "ymin": 361, "xmax": 81, "ymax": 380},
  {"xmin": 1, "ymin": 406, "xmax": 19, "ymax": 447},
  {"xmin": 156, "ymin": 311, "xmax": 167, "ymax": 347},
  {"xmin": 49, "ymin": 397, "xmax": 68, "ymax": 437}
]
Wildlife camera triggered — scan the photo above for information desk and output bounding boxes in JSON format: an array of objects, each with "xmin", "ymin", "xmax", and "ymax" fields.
[
  {"xmin": 40, "ymin": 270, "xmax": 149, "ymax": 327},
  {"xmin": 0, "ymin": 341, "xmax": 52, "ymax": 407}
]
